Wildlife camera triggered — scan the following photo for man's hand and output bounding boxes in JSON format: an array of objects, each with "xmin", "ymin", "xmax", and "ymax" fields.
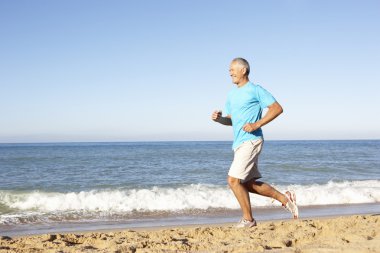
[
  {"xmin": 211, "ymin": 110, "xmax": 232, "ymax": 126},
  {"xmin": 242, "ymin": 101, "xmax": 283, "ymax": 132},
  {"xmin": 242, "ymin": 122, "xmax": 261, "ymax": 132},
  {"xmin": 211, "ymin": 110, "xmax": 222, "ymax": 122}
]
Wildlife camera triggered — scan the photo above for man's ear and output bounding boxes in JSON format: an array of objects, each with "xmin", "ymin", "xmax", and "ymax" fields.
[{"xmin": 241, "ymin": 67, "xmax": 247, "ymax": 75}]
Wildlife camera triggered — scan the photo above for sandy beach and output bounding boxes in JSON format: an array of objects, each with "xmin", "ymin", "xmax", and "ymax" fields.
[{"xmin": 0, "ymin": 214, "xmax": 378, "ymax": 253}]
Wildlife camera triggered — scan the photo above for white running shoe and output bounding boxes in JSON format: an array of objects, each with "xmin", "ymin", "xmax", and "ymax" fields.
[
  {"xmin": 236, "ymin": 218, "xmax": 257, "ymax": 228},
  {"xmin": 283, "ymin": 190, "xmax": 299, "ymax": 219}
]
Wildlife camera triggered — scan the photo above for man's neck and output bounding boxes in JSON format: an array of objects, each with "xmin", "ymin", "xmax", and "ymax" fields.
[{"xmin": 237, "ymin": 78, "xmax": 250, "ymax": 88}]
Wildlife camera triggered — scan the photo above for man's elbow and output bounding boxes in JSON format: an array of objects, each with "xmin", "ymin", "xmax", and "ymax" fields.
[
  {"xmin": 268, "ymin": 102, "xmax": 283, "ymax": 116},
  {"xmin": 272, "ymin": 102, "xmax": 283, "ymax": 115},
  {"xmin": 277, "ymin": 103, "xmax": 283, "ymax": 115}
]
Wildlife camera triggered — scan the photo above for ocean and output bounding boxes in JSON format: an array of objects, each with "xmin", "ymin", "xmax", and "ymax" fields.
[{"xmin": 1, "ymin": 140, "xmax": 379, "ymax": 236}]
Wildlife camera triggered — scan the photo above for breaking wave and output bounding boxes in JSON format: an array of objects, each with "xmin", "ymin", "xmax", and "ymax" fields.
[{"xmin": 1, "ymin": 180, "xmax": 379, "ymax": 225}]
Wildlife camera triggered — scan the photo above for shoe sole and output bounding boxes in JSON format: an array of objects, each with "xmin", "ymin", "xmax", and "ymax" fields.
[
  {"xmin": 285, "ymin": 190, "xmax": 299, "ymax": 219},
  {"xmin": 286, "ymin": 190, "xmax": 297, "ymax": 205}
]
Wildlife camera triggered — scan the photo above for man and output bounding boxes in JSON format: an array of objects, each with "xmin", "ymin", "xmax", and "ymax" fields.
[{"xmin": 211, "ymin": 58, "xmax": 298, "ymax": 228}]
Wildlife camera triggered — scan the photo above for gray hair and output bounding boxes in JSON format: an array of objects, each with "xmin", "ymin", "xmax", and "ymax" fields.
[{"xmin": 232, "ymin": 57, "xmax": 250, "ymax": 76}]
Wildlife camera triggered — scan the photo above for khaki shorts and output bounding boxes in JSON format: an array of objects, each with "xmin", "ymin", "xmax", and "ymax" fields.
[{"xmin": 228, "ymin": 138, "xmax": 264, "ymax": 183}]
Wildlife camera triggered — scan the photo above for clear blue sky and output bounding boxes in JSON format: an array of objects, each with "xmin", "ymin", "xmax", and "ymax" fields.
[{"xmin": 1, "ymin": 1, "xmax": 379, "ymax": 142}]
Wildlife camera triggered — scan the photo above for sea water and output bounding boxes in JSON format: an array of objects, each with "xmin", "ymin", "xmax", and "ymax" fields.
[{"xmin": 0, "ymin": 140, "xmax": 379, "ymax": 234}]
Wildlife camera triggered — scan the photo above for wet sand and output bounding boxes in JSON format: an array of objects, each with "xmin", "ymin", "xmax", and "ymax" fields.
[
  {"xmin": 3, "ymin": 203, "xmax": 379, "ymax": 238},
  {"xmin": 0, "ymin": 214, "xmax": 379, "ymax": 252}
]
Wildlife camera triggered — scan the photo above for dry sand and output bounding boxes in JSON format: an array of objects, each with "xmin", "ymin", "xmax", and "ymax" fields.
[{"xmin": 0, "ymin": 214, "xmax": 379, "ymax": 253}]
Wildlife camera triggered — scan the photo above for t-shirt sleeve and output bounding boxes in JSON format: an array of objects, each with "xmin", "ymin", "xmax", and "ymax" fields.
[{"xmin": 256, "ymin": 85, "xmax": 276, "ymax": 109}]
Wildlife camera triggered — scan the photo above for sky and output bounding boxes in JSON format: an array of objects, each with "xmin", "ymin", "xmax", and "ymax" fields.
[{"xmin": 0, "ymin": 0, "xmax": 379, "ymax": 142}]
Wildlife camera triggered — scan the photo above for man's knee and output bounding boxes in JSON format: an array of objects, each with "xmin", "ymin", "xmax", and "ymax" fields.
[
  {"xmin": 227, "ymin": 176, "xmax": 241, "ymax": 188},
  {"xmin": 243, "ymin": 178, "xmax": 261, "ymax": 187}
]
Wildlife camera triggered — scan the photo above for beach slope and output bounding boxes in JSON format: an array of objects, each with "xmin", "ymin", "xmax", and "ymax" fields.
[{"xmin": 0, "ymin": 214, "xmax": 379, "ymax": 252}]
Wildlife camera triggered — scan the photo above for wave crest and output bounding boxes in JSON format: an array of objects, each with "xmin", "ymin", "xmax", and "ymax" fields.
[{"xmin": 1, "ymin": 180, "xmax": 379, "ymax": 224}]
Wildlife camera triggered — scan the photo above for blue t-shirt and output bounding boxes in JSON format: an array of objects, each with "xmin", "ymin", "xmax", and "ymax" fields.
[{"xmin": 225, "ymin": 82, "xmax": 276, "ymax": 150}]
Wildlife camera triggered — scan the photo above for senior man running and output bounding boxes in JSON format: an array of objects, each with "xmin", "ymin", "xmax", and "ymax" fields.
[{"xmin": 211, "ymin": 58, "xmax": 298, "ymax": 227}]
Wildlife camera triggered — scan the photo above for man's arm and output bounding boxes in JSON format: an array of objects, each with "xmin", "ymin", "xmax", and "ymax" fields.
[
  {"xmin": 211, "ymin": 110, "xmax": 232, "ymax": 126},
  {"xmin": 242, "ymin": 101, "xmax": 283, "ymax": 132}
]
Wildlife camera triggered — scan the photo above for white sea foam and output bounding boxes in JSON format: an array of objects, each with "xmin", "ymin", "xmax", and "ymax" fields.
[{"xmin": 0, "ymin": 180, "xmax": 379, "ymax": 224}]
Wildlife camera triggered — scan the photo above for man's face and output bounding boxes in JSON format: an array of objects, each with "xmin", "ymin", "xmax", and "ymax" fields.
[{"xmin": 229, "ymin": 61, "xmax": 246, "ymax": 85}]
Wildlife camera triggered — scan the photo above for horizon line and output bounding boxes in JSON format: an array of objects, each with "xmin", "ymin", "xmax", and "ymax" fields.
[{"xmin": 1, "ymin": 138, "xmax": 379, "ymax": 145}]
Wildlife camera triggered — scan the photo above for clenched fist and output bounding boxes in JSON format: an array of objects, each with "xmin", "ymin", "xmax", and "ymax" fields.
[
  {"xmin": 242, "ymin": 122, "xmax": 261, "ymax": 132},
  {"xmin": 211, "ymin": 110, "xmax": 222, "ymax": 122}
]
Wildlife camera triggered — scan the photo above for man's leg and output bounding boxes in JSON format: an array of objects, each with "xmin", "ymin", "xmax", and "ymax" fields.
[
  {"xmin": 243, "ymin": 179, "xmax": 299, "ymax": 219},
  {"xmin": 227, "ymin": 176, "xmax": 253, "ymax": 221},
  {"xmin": 243, "ymin": 179, "xmax": 287, "ymax": 205}
]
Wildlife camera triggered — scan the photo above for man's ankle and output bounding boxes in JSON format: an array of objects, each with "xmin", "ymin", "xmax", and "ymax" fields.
[{"xmin": 243, "ymin": 217, "xmax": 254, "ymax": 222}]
